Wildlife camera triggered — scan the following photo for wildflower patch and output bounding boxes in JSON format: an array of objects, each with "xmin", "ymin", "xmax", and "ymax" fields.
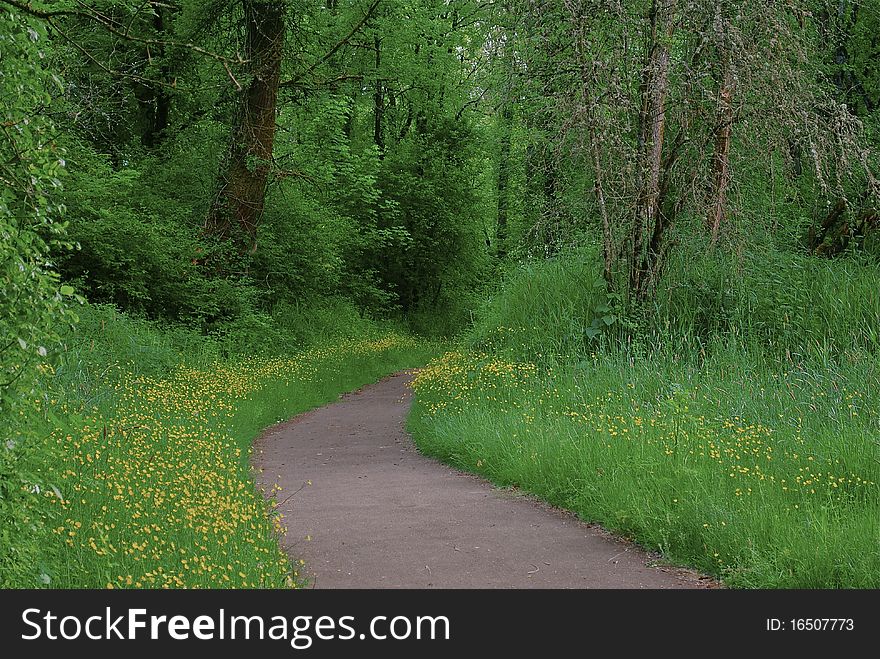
[{"xmin": 31, "ymin": 334, "xmax": 427, "ymax": 588}]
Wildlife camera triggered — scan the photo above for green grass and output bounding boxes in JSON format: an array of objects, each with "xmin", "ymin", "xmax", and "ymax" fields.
[
  {"xmin": 409, "ymin": 349, "xmax": 880, "ymax": 587},
  {"xmin": 469, "ymin": 245, "xmax": 880, "ymax": 364},
  {"xmin": 408, "ymin": 248, "xmax": 880, "ymax": 588},
  {"xmin": 9, "ymin": 304, "xmax": 439, "ymax": 588}
]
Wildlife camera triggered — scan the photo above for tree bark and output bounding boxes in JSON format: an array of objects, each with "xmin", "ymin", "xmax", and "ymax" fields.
[
  {"xmin": 496, "ymin": 104, "xmax": 513, "ymax": 259},
  {"xmin": 707, "ymin": 45, "xmax": 734, "ymax": 245},
  {"xmin": 373, "ymin": 36, "xmax": 385, "ymax": 156},
  {"xmin": 205, "ymin": 0, "xmax": 285, "ymax": 253},
  {"xmin": 590, "ymin": 122, "xmax": 614, "ymax": 289},
  {"xmin": 629, "ymin": 0, "xmax": 676, "ymax": 302}
]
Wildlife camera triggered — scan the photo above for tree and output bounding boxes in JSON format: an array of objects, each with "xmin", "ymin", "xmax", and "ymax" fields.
[
  {"xmin": 496, "ymin": 104, "xmax": 513, "ymax": 259},
  {"xmin": 628, "ymin": 0, "xmax": 677, "ymax": 300},
  {"xmin": 706, "ymin": 3, "xmax": 735, "ymax": 245},
  {"xmin": 506, "ymin": 0, "xmax": 873, "ymax": 309},
  {"xmin": 205, "ymin": 0, "xmax": 286, "ymax": 253}
]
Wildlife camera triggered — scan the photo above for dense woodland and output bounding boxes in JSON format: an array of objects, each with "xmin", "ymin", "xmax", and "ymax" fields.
[{"xmin": 1, "ymin": 0, "xmax": 878, "ymax": 588}]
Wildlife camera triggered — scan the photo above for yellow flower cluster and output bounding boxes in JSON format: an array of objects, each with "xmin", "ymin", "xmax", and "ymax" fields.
[
  {"xmin": 412, "ymin": 351, "xmax": 542, "ymax": 416},
  {"xmin": 412, "ymin": 351, "xmax": 877, "ymax": 507},
  {"xmin": 42, "ymin": 334, "xmax": 417, "ymax": 588}
]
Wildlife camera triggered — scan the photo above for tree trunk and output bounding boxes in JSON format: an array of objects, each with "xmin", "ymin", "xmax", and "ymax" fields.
[
  {"xmin": 496, "ymin": 104, "xmax": 513, "ymax": 259},
  {"xmin": 808, "ymin": 195, "xmax": 879, "ymax": 256},
  {"xmin": 137, "ymin": 8, "xmax": 172, "ymax": 148},
  {"xmin": 590, "ymin": 122, "xmax": 614, "ymax": 289},
  {"xmin": 205, "ymin": 0, "xmax": 285, "ymax": 253},
  {"xmin": 707, "ymin": 45, "xmax": 734, "ymax": 244},
  {"xmin": 373, "ymin": 36, "xmax": 385, "ymax": 156},
  {"xmin": 629, "ymin": 0, "xmax": 676, "ymax": 302}
]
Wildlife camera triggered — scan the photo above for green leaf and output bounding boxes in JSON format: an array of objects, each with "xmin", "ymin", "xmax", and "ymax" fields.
[
  {"xmin": 60, "ymin": 285, "xmax": 74, "ymax": 296},
  {"xmin": 602, "ymin": 315, "xmax": 616, "ymax": 326}
]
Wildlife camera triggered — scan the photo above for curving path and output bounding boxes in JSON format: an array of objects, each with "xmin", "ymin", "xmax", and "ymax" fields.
[{"xmin": 252, "ymin": 372, "xmax": 715, "ymax": 589}]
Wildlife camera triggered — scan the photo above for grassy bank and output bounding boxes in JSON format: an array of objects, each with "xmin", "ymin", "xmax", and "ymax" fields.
[
  {"xmin": 12, "ymin": 305, "xmax": 438, "ymax": 588},
  {"xmin": 409, "ymin": 350, "xmax": 879, "ymax": 587},
  {"xmin": 408, "ymin": 251, "xmax": 880, "ymax": 588}
]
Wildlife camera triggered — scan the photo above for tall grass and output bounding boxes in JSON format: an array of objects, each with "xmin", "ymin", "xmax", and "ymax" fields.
[
  {"xmin": 468, "ymin": 245, "xmax": 880, "ymax": 364},
  {"xmin": 409, "ymin": 246, "xmax": 880, "ymax": 588}
]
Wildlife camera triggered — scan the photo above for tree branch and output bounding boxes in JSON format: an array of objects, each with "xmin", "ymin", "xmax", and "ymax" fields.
[
  {"xmin": 280, "ymin": 0, "xmax": 381, "ymax": 89},
  {"xmin": 0, "ymin": 0, "xmax": 245, "ymax": 66}
]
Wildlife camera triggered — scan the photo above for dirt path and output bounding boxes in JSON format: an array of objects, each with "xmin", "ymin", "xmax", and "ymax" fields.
[{"xmin": 253, "ymin": 372, "xmax": 713, "ymax": 588}]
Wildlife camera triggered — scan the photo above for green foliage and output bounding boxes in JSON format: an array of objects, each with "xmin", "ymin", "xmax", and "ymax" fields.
[
  {"xmin": 56, "ymin": 132, "xmax": 271, "ymax": 328},
  {"xmin": 378, "ymin": 117, "xmax": 490, "ymax": 314},
  {"xmin": 61, "ymin": 150, "xmax": 196, "ymax": 312},
  {"xmin": 56, "ymin": 304, "xmax": 217, "ymax": 390},
  {"xmin": 468, "ymin": 250, "xmax": 614, "ymax": 361},
  {"xmin": 252, "ymin": 97, "xmax": 397, "ymax": 314},
  {"xmin": 823, "ymin": 0, "xmax": 880, "ymax": 119},
  {"xmin": 0, "ymin": 9, "xmax": 79, "ymax": 587},
  {"xmin": 23, "ymin": 0, "xmax": 495, "ymax": 337},
  {"xmin": 211, "ymin": 297, "xmax": 403, "ymax": 358}
]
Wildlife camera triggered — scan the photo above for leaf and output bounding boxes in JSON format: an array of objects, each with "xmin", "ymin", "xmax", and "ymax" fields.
[
  {"xmin": 602, "ymin": 315, "xmax": 616, "ymax": 326},
  {"xmin": 17, "ymin": 338, "xmax": 27, "ymax": 350},
  {"xmin": 60, "ymin": 285, "xmax": 74, "ymax": 296},
  {"xmin": 585, "ymin": 327, "xmax": 602, "ymax": 339}
]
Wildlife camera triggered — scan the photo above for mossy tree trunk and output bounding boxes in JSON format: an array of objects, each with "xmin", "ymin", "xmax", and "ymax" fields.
[{"xmin": 205, "ymin": 0, "xmax": 286, "ymax": 253}]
